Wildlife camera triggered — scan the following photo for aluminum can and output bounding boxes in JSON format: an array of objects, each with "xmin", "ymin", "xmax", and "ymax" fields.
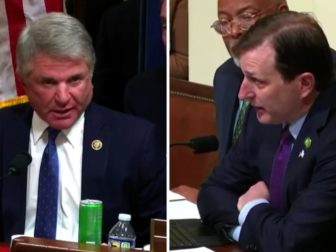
[{"xmin": 78, "ymin": 199, "xmax": 103, "ymax": 244}]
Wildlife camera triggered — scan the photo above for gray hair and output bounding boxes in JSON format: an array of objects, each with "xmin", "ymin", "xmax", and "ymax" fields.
[{"xmin": 16, "ymin": 12, "xmax": 95, "ymax": 82}]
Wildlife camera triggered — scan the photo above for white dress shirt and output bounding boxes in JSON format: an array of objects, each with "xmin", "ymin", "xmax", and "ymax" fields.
[{"xmin": 24, "ymin": 112, "xmax": 84, "ymax": 241}]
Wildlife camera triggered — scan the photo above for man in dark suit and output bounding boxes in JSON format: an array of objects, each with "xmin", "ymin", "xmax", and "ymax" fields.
[
  {"xmin": 212, "ymin": 0, "xmax": 289, "ymax": 158},
  {"xmin": 173, "ymin": 0, "xmax": 290, "ymax": 202},
  {"xmin": 0, "ymin": 13, "xmax": 165, "ymax": 247},
  {"xmin": 198, "ymin": 12, "xmax": 336, "ymax": 252}
]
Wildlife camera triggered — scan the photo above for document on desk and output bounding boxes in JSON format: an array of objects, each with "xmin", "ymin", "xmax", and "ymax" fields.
[
  {"xmin": 169, "ymin": 199, "xmax": 200, "ymax": 220},
  {"xmin": 169, "ymin": 190, "xmax": 186, "ymax": 201},
  {"xmin": 172, "ymin": 247, "xmax": 214, "ymax": 252}
]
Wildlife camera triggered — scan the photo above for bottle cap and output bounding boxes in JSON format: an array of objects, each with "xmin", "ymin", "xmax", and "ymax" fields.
[{"xmin": 118, "ymin": 213, "xmax": 131, "ymax": 221}]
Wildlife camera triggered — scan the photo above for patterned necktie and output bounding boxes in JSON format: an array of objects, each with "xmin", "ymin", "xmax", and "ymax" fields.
[
  {"xmin": 232, "ymin": 99, "xmax": 249, "ymax": 144},
  {"xmin": 34, "ymin": 127, "xmax": 60, "ymax": 239},
  {"xmin": 269, "ymin": 126, "xmax": 293, "ymax": 208}
]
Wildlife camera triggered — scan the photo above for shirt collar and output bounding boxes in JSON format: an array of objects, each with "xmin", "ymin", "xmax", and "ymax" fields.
[
  {"xmin": 288, "ymin": 113, "xmax": 307, "ymax": 140},
  {"xmin": 31, "ymin": 112, "xmax": 85, "ymax": 146}
]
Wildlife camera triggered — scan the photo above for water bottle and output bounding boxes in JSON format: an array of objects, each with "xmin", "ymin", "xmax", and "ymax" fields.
[{"xmin": 108, "ymin": 213, "xmax": 136, "ymax": 248}]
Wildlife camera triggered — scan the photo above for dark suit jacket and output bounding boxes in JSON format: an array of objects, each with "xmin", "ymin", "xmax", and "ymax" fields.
[
  {"xmin": 213, "ymin": 58, "xmax": 244, "ymax": 159},
  {"xmin": 124, "ymin": 66, "xmax": 166, "ymax": 154},
  {"xmin": 198, "ymin": 85, "xmax": 336, "ymax": 252},
  {"xmin": 0, "ymin": 103, "xmax": 166, "ymax": 247}
]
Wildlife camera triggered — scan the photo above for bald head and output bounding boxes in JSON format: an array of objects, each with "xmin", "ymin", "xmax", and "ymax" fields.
[{"xmin": 216, "ymin": 0, "xmax": 288, "ymax": 55}]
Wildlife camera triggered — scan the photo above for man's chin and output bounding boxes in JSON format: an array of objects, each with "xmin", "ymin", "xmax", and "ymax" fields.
[
  {"xmin": 48, "ymin": 118, "xmax": 76, "ymax": 130},
  {"xmin": 256, "ymin": 110, "xmax": 271, "ymax": 124},
  {"xmin": 257, "ymin": 114, "xmax": 281, "ymax": 125}
]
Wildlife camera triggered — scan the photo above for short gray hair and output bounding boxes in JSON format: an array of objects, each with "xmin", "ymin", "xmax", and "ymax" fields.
[{"xmin": 16, "ymin": 12, "xmax": 95, "ymax": 82}]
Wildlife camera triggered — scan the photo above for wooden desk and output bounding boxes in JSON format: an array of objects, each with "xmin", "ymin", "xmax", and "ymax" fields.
[
  {"xmin": 211, "ymin": 244, "xmax": 245, "ymax": 252},
  {"xmin": 8, "ymin": 237, "xmax": 141, "ymax": 252}
]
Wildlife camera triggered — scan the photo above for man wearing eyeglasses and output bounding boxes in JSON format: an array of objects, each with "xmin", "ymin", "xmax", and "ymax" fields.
[{"xmin": 213, "ymin": 0, "xmax": 288, "ymax": 158}]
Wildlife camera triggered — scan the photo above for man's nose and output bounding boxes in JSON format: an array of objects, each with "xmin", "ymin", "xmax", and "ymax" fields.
[
  {"xmin": 55, "ymin": 83, "xmax": 70, "ymax": 102},
  {"xmin": 228, "ymin": 21, "xmax": 244, "ymax": 38}
]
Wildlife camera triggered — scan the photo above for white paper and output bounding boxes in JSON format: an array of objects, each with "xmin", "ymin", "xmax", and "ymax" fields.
[
  {"xmin": 169, "ymin": 190, "xmax": 186, "ymax": 201},
  {"xmin": 171, "ymin": 247, "xmax": 214, "ymax": 252},
  {"xmin": 168, "ymin": 199, "xmax": 200, "ymax": 220}
]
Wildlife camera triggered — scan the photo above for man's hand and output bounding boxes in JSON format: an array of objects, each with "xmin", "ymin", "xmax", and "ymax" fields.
[{"xmin": 237, "ymin": 181, "xmax": 269, "ymax": 211}]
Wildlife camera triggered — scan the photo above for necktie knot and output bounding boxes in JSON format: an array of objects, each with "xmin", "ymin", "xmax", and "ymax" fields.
[
  {"xmin": 280, "ymin": 126, "xmax": 294, "ymax": 146},
  {"xmin": 48, "ymin": 127, "xmax": 60, "ymax": 142}
]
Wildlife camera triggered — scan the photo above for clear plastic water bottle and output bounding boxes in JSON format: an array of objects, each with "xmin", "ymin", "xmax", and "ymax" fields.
[{"xmin": 108, "ymin": 213, "xmax": 136, "ymax": 248}]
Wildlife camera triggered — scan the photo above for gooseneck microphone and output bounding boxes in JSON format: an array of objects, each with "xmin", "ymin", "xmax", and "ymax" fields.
[
  {"xmin": 170, "ymin": 135, "xmax": 219, "ymax": 153},
  {"xmin": 0, "ymin": 152, "xmax": 32, "ymax": 180}
]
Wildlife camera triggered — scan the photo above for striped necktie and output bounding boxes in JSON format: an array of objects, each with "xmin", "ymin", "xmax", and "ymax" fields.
[
  {"xmin": 232, "ymin": 100, "xmax": 249, "ymax": 144},
  {"xmin": 34, "ymin": 127, "xmax": 60, "ymax": 239}
]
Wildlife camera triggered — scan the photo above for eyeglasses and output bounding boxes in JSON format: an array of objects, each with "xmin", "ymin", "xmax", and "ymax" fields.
[{"xmin": 211, "ymin": 8, "xmax": 275, "ymax": 37}]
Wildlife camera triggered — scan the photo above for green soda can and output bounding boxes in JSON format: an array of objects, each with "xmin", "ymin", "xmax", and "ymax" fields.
[{"xmin": 78, "ymin": 199, "xmax": 103, "ymax": 244}]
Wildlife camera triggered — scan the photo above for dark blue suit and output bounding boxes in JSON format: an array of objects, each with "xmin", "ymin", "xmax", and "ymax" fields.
[
  {"xmin": 0, "ymin": 103, "xmax": 166, "ymax": 246},
  {"xmin": 198, "ymin": 85, "xmax": 336, "ymax": 252},
  {"xmin": 213, "ymin": 58, "xmax": 243, "ymax": 159}
]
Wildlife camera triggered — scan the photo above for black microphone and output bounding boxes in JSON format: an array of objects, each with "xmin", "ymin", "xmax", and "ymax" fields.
[
  {"xmin": 0, "ymin": 152, "xmax": 32, "ymax": 180},
  {"xmin": 170, "ymin": 135, "xmax": 219, "ymax": 153}
]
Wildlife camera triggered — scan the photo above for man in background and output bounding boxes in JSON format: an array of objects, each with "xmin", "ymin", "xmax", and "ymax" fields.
[{"xmin": 170, "ymin": 0, "xmax": 188, "ymax": 80}]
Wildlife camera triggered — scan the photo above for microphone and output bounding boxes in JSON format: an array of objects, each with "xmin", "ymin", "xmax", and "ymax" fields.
[
  {"xmin": 170, "ymin": 135, "xmax": 219, "ymax": 153},
  {"xmin": 0, "ymin": 152, "xmax": 32, "ymax": 180}
]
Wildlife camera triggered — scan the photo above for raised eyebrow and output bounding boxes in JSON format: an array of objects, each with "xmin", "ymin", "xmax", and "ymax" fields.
[
  {"xmin": 244, "ymin": 72, "xmax": 260, "ymax": 82},
  {"xmin": 237, "ymin": 7, "xmax": 258, "ymax": 15},
  {"xmin": 66, "ymin": 73, "xmax": 84, "ymax": 82},
  {"xmin": 39, "ymin": 76, "xmax": 56, "ymax": 83},
  {"xmin": 243, "ymin": 70, "xmax": 254, "ymax": 78}
]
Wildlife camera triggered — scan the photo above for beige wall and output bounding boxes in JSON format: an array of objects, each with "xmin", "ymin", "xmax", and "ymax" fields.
[{"xmin": 189, "ymin": 0, "xmax": 336, "ymax": 86}]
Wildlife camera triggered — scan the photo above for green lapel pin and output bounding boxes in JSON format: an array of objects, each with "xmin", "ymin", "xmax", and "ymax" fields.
[{"xmin": 304, "ymin": 137, "xmax": 312, "ymax": 149}]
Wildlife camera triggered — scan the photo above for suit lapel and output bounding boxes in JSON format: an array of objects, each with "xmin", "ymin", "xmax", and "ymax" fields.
[
  {"xmin": 283, "ymin": 92, "xmax": 333, "ymax": 207},
  {"xmin": 81, "ymin": 103, "xmax": 110, "ymax": 200}
]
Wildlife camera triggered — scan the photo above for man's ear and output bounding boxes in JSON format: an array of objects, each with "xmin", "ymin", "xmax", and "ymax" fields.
[
  {"xmin": 278, "ymin": 2, "xmax": 289, "ymax": 12},
  {"xmin": 299, "ymin": 72, "xmax": 315, "ymax": 99}
]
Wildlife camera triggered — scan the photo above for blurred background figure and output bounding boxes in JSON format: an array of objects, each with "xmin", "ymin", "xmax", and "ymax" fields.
[
  {"xmin": 66, "ymin": 0, "xmax": 122, "ymax": 47},
  {"xmin": 124, "ymin": 0, "xmax": 167, "ymax": 154},
  {"xmin": 92, "ymin": 0, "xmax": 165, "ymax": 112},
  {"xmin": 170, "ymin": 0, "xmax": 188, "ymax": 80}
]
